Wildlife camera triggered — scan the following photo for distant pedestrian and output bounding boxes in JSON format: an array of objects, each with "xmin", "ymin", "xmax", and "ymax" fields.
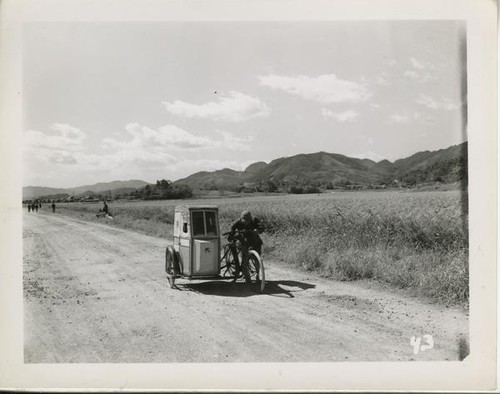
[
  {"xmin": 28, "ymin": 204, "xmax": 31, "ymax": 213},
  {"xmin": 34, "ymin": 204, "xmax": 38, "ymax": 213},
  {"xmin": 51, "ymin": 202, "xmax": 56, "ymax": 213}
]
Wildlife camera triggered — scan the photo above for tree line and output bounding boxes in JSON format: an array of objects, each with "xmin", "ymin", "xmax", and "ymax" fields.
[{"xmin": 129, "ymin": 180, "xmax": 193, "ymax": 200}]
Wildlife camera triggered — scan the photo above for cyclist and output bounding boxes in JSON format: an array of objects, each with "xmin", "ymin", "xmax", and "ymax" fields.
[{"xmin": 231, "ymin": 210, "xmax": 264, "ymax": 282}]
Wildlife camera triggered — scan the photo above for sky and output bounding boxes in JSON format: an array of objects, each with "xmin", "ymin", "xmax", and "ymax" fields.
[{"xmin": 23, "ymin": 21, "xmax": 467, "ymax": 188}]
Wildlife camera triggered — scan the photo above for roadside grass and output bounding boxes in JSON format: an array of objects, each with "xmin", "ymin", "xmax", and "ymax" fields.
[
  {"xmin": 217, "ymin": 195, "xmax": 468, "ymax": 305},
  {"xmin": 50, "ymin": 190, "xmax": 468, "ymax": 305},
  {"xmin": 272, "ymin": 234, "xmax": 468, "ymax": 304},
  {"xmin": 54, "ymin": 202, "xmax": 175, "ymax": 238}
]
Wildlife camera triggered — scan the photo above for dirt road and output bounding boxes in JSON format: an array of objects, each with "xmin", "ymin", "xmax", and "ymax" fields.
[{"xmin": 23, "ymin": 212, "xmax": 468, "ymax": 363}]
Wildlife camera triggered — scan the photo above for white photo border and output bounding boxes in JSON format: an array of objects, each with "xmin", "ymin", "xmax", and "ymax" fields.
[{"xmin": 0, "ymin": 0, "xmax": 496, "ymax": 391}]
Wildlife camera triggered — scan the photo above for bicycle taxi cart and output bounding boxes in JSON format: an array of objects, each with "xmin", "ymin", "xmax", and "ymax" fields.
[{"xmin": 165, "ymin": 205, "xmax": 265, "ymax": 292}]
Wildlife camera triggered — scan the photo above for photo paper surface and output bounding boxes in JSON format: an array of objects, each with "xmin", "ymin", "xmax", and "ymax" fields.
[{"xmin": 0, "ymin": 0, "xmax": 496, "ymax": 391}]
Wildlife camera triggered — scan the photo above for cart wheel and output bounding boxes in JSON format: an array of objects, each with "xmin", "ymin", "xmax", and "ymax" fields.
[
  {"xmin": 247, "ymin": 250, "xmax": 265, "ymax": 293},
  {"xmin": 165, "ymin": 246, "xmax": 178, "ymax": 289}
]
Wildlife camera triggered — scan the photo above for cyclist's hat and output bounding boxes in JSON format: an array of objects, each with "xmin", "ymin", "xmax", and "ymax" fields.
[{"xmin": 241, "ymin": 210, "xmax": 252, "ymax": 220}]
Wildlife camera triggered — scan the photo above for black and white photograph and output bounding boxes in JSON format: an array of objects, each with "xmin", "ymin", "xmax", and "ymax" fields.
[{"xmin": 0, "ymin": 0, "xmax": 497, "ymax": 391}]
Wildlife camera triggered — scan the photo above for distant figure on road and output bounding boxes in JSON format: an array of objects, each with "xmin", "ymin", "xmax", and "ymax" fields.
[
  {"xmin": 34, "ymin": 204, "xmax": 38, "ymax": 213},
  {"xmin": 51, "ymin": 202, "xmax": 56, "ymax": 213},
  {"xmin": 97, "ymin": 201, "xmax": 112, "ymax": 219},
  {"xmin": 28, "ymin": 204, "xmax": 31, "ymax": 213}
]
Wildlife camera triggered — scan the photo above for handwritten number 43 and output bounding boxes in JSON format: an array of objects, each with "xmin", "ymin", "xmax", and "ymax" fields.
[{"xmin": 410, "ymin": 335, "xmax": 434, "ymax": 354}]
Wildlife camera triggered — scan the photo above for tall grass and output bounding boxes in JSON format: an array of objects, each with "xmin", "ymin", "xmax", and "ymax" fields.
[
  {"xmin": 217, "ymin": 191, "xmax": 468, "ymax": 304},
  {"xmin": 50, "ymin": 190, "xmax": 468, "ymax": 304},
  {"xmin": 53, "ymin": 201, "xmax": 175, "ymax": 238}
]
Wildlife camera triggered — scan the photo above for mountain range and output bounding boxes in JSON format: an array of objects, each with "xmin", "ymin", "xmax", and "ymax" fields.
[
  {"xmin": 174, "ymin": 142, "xmax": 467, "ymax": 190},
  {"xmin": 23, "ymin": 180, "xmax": 150, "ymax": 200},
  {"xmin": 23, "ymin": 142, "xmax": 467, "ymax": 199}
]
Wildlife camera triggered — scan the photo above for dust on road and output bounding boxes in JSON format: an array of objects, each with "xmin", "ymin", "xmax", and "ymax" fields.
[{"xmin": 23, "ymin": 212, "xmax": 468, "ymax": 363}]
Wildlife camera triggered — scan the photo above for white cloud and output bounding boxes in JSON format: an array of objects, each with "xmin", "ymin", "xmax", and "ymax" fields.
[
  {"xmin": 388, "ymin": 111, "xmax": 437, "ymax": 125},
  {"xmin": 100, "ymin": 149, "xmax": 176, "ymax": 167},
  {"xmin": 35, "ymin": 150, "xmax": 79, "ymax": 165},
  {"xmin": 107, "ymin": 123, "xmax": 252, "ymax": 152},
  {"xmin": 361, "ymin": 72, "xmax": 391, "ymax": 86},
  {"xmin": 156, "ymin": 124, "xmax": 214, "ymax": 149},
  {"xmin": 322, "ymin": 108, "xmax": 359, "ymax": 122},
  {"xmin": 26, "ymin": 122, "xmax": 255, "ymax": 171},
  {"xmin": 100, "ymin": 123, "xmax": 254, "ymax": 171},
  {"xmin": 389, "ymin": 114, "xmax": 410, "ymax": 124},
  {"xmin": 103, "ymin": 126, "xmax": 255, "ymax": 179},
  {"xmin": 416, "ymin": 94, "xmax": 461, "ymax": 110},
  {"xmin": 404, "ymin": 70, "xmax": 419, "ymax": 80},
  {"xmin": 350, "ymin": 151, "xmax": 387, "ymax": 162},
  {"xmin": 25, "ymin": 123, "xmax": 86, "ymax": 151},
  {"xmin": 413, "ymin": 111, "xmax": 437, "ymax": 125},
  {"xmin": 258, "ymin": 74, "xmax": 371, "ymax": 104},
  {"xmin": 404, "ymin": 58, "xmax": 438, "ymax": 83},
  {"xmin": 215, "ymin": 130, "xmax": 253, "ymax": 151},
  {"xmin": 404, "ymin": 70, "xmax": 436, "ymax": 83},
  {"xmin": 385, "ymin": 59, "xmax": 397, "ymax": 67},
  {"xmin": 410, "ymin": 57, "xmax": 425, "ymax": 70},
  {"xmin": 105, "ymin": 123, "xmax": 212, "ymax": 152},
  {"xmin": 374, "ymin": 74, "xmax": 391, "ymax": 86},
  {"xmin": 162, "ymin": 91, "xmax": 270, "ymax": 122},
  {"xmin": 24, "ymin": 120, "xmax": 255, "ymax": 185},
  {"xmin": 24, "ymin": 123, "xmax": 86, "ymax": 165}
]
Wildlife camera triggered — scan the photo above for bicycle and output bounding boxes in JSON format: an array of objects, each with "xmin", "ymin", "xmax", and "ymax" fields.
[{"xmin": 220, "ymin": 230, "xmax": 266, "ymax": 293}]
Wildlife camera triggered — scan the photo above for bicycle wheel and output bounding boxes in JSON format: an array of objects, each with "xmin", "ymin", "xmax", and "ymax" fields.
[
  {"xmin": 246, "ymin": 250, "xmax": 265, "ymax": 293},
  {"xmin": 220, "ymin": 244, "xmax": 239, "ymax": 278}
]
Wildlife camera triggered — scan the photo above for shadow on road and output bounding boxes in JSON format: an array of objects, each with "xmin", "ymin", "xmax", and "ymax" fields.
[{"xmin": 178, "ymin": 279, "xmax": 315, "ymax": 298}]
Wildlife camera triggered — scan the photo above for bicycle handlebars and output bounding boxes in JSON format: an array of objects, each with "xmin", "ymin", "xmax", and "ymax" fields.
[
  {"xmin": 223, "ymin": 229, "xmax": 258, "ymax": 236},
  {"xmin": 223, "ymin": 229, "xmax": 260, "ymax": 244}
]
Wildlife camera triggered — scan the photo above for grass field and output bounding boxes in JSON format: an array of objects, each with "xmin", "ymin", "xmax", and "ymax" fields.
[{"xmin": 47, "ymin": 190, "xmax": 468, "ymax": 305}]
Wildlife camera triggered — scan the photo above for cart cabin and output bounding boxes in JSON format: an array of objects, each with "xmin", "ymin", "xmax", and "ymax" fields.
[
  {"xmin": 173, "ymin": 205, "xmax": 219, "ymax": 239},
  {"xmin": 173, "ymin": 205, "xmax": 220, "ymax": 277}
]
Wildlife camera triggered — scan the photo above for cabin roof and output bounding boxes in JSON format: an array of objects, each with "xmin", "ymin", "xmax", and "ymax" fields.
[{"xmin": 175, "ymin": 205, "xmax": 219, "ymax": 213}]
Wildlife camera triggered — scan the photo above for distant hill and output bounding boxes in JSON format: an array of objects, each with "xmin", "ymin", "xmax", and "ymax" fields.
[
  {"xmin": 23, "ymin": 186, "xmax": 68, "ymax": 200},
  {"xmin": 68, "ymin": 180, "xmax": 150, "ymax": 196},
  {"xmin": 24, "ymin": 143, "xmax": 468, "ymax": 200},
  {"xmin": 23, "ymin": 180, "xmax": 151, "ymax": 200},
  {"xmin": 174, "ymin": 142, "xmax": 468, "ymax": 191},
  {"xmin": 393, "ymin": 143, "xmax": 467, "ymax": 184},
  {"xmin": 175, "ymin": 168, "xmax": 250, "ymax": 191},
  {"xmin": 250, "ymin": 152, "xmax": 382, "ymax": 185},
  {"xmin": 244, "ymin": 162, "xmax": 268, "ymax": 174}
]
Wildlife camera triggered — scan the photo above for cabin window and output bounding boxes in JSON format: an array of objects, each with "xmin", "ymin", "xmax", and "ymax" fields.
[
  {"xmin": 192, "ymin": 211, "xmax": 205, "ymax": 236},
  {"xmin": 191, "ymin": 210, "xmax": 218, "ymax": 237},
  {"xmin": 205, "ymin": 211, "xmax": 217, "ymax": 235},
  {"xmin": 183, "ymin": 222, "xmax": 188, "ymax": 233}
]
